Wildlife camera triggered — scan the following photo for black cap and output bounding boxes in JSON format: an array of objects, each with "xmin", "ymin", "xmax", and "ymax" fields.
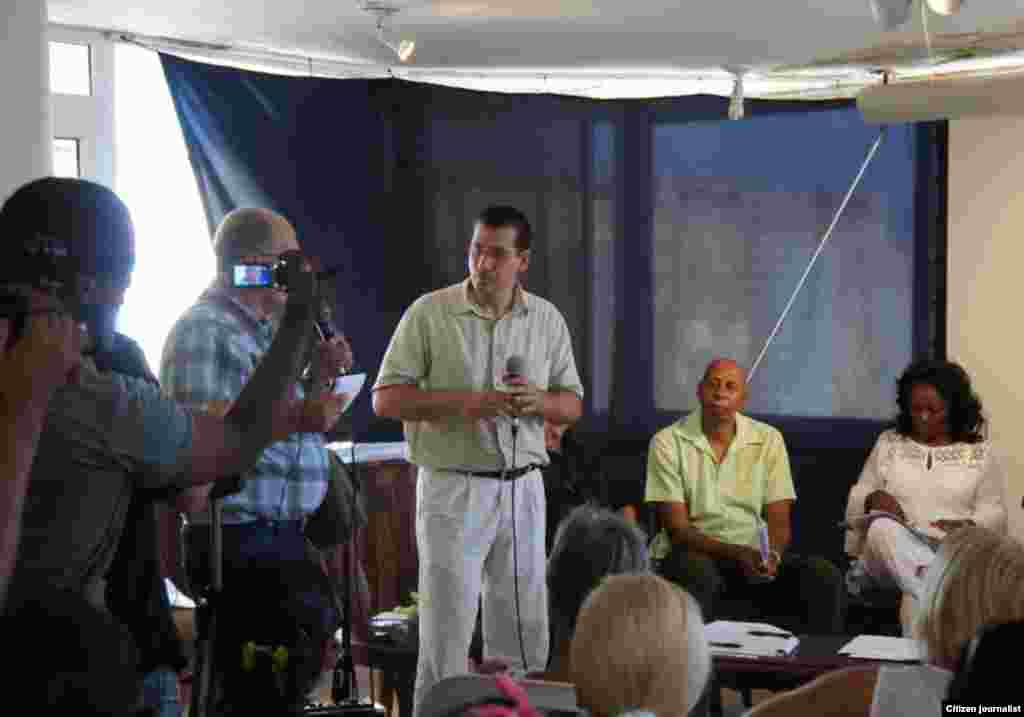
[{"xmin": 0, "ymin": 177, "xmax": 135, "ymax": 280}]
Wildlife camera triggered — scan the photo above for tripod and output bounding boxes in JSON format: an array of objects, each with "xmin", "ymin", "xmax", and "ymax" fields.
[
  {"xmin": 188, "ymin": 474, "xmax": 376, "ymax": 717},
  {"xmin": 189, "ymin": 478, "xmax": 235, "ymax": 717}
]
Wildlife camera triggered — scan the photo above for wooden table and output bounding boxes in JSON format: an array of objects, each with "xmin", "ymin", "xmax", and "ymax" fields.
[
  {"xmin": 336, "ymin": 449, "xmax": 419, "ymax": 619},
  {"xmin": 711, "ymin": 634, "xmax": 919, "ymax": 713},
  {"xmin": 338, "ymin": 447, "xmax": 418, "ymax": 717}
]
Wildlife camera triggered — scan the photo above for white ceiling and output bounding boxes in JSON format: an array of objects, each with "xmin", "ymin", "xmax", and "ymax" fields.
[{"xmin": 48, "ymin": 0, "xmax": 1024, "ymax": 97}]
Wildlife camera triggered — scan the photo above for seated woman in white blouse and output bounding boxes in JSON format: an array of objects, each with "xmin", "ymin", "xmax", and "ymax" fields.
[
  {"xmin": 844, "ymin": 359, "xmax": 1006, "ymax": 623},
  {"xmin": 746, "ymin": 526, "xmax": 1024, "ymax": 717}
]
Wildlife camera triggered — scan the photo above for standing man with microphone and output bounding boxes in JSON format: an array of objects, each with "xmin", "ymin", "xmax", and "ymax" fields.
[{"xmin": 373, "ymin": 206, "xmax": 583, "ymax": 715}]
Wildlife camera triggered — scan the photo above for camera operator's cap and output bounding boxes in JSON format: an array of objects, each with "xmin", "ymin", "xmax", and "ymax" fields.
[{"xmin": 0, "ymin": 177, "xmax": 135, "ymax": 282}]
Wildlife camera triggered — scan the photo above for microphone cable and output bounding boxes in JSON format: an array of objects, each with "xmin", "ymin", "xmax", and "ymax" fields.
[{"xmin": 508, "ymin": 418, "xmax": 530, "ymax": 674}]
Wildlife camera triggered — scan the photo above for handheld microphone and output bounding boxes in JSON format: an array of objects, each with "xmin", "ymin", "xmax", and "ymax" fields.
[
  {"xmin": 310, "ymin": 295, "xmax": 351, "ymax": 386},
  {"xmin": 315, "ymin": 316, "xmax": 336, "ymax": 342},
  {"xmin": 315, "ymin": 296, "xmax": 338, "ymax": 343},
  {"xmin": 504, "ymin": 355, "xmax": 525, "ymax": 435}
]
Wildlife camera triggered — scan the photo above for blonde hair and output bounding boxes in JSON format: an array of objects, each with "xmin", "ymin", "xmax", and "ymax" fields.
[
  {"xmin": 913, "ymin": 526, "xmax": 1024, "ymax": 669},
  {"xmin": 569, "ymin": 574, "xmax": 710, "ymax": 717}
]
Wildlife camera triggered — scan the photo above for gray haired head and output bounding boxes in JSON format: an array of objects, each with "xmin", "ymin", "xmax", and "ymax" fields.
[
  {"xmin": 547, "ymin": 504, "xmax": 650, "ymax": 646},
  {"xmin": 212, "ymin": 207, "xmax": 296, "ymax": 274}
]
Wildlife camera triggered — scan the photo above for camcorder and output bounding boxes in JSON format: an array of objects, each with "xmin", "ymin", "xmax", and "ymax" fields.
[
  {"xmin": 231, "ymin": 251, "xmax": 305, "ymax": 291},
  {"xmin": 0, "ymin": 235, "xmax": 85, "ymax": 348}
]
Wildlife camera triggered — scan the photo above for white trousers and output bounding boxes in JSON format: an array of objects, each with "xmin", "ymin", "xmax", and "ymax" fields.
[
  {"xmin": 860, "ymin": 517, "xmax": 937, "ymax": 600},
  {"xmin": 413, "ymin": 468, "xmax": 548, "ymax": 717}
]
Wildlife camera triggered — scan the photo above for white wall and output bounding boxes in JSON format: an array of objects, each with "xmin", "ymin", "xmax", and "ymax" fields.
[
  {"xmin": 0, "ymin": 0, "xmax": 50, "ymax": 201},
  {"xmin": 948, "ymin": 115, "xmax": 1024, "ymax": 542},
  {"xmin": 49, "ymin": 26, "xmax": 115, "ymax": 188}
]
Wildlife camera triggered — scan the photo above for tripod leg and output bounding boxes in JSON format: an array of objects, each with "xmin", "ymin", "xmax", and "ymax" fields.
[
  {"xmin": 192, "ymin": 496, "xmax": 226, "ymax": 717},
  {"xmin": 328, "ymin": 545, "xmax": 356, "ymax": 703},
  {"xmin": 191, "ymin": 610, "xmax": 217, "ymax": 717}
]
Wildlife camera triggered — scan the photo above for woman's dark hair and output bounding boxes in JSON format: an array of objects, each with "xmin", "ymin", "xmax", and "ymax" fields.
[
  {"xmin": 895, "ymin": 359, "xmax": 985, "ymax": 443},
  {"xmin": 546, "ymin": 504, "xmax": 649, "ymax": 649}
]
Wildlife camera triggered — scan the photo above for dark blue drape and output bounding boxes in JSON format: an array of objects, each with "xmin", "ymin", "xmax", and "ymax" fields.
[{"xmin": 159, "ymin": 53, "xmax": 943, "ymax": 444}]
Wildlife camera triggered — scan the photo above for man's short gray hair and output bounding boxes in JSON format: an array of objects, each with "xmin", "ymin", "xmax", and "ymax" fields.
[{"xmin": 212, "ymin": 207, "xmax": 294, "ymax": 271}]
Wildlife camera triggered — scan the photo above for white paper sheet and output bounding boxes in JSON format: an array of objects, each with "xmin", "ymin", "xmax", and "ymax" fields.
[
  {"xmin": 838, "ymin": 635, "xmax": 921, "ymax": 662},
  {"xmin": 332, "ymin": 372, "xmax": 367, "ymax": 413},
  {"xmin": 705, "ymin": 620, "xmax": 800, "ymax": 658},
  {"xmin": 165, "ymin": 577, "xmax": 196, "ymax": 609},
  {"xmin": 326, "ymin": 441, "xmax": 410, "ymax": 464}
]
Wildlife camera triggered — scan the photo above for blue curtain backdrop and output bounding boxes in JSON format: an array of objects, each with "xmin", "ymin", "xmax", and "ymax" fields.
[{"xmin": 159, "ymin": 53, "xmax": 944, "ymax": 444}]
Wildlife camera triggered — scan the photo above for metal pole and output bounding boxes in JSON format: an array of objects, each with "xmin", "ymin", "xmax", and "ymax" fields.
[{"xmin": 748, "ymin": 128, "xmax": 887, "ymax": 384}]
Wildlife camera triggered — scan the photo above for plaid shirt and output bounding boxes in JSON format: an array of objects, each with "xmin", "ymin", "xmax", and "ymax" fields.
[{"xmin": 159, "ymin": 286, "xmax": 329, "ymax": 524}]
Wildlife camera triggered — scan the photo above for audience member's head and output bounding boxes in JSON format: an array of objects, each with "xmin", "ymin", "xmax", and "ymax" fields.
[
  {"xmin": 895, "ymin": 359, "xmax": 984, "ymax": 444},
  {"xmin": 0, "ymin": 177, "xmax": 135, "ymax": 354},
  {"xmin": 546, "ymin": 505, "xmax": 649, "ymax": 651},
  {"xmin": 213, "ymin": 207, "xmax": 298, "ymax": 271},
  {"xmin": 947, "ymin": 620, "xmax": 1024, "ymax": 704},
  {"xmin": 697, "ymin": 357, "xmax": 747, "ymax": 423},
  {"xmin": 570, "ymin": 574, "xmax": 709, "ymax": 717},
  {"xmin": 913, "ymin": 526, "xmax": 1024, "ymax": 670}
]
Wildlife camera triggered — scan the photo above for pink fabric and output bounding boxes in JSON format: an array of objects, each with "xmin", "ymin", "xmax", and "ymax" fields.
[{"xmin": 469, "ymin": 675, "xmax": 543, "ymax": 717}]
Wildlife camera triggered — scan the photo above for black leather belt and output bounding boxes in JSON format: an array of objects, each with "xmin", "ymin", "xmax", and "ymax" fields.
[
  {"xmin": 191, "ymin": 518, "xmax": 304, "ymax": 535},
  {"xmin": 455, "ymin": 463, "xmax": 543, "ymax": 480}
]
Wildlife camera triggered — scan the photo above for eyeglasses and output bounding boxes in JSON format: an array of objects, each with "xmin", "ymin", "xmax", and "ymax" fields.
[{"xmin": 468, "ymin": 242, "xmax": 520, "ymax": 262}]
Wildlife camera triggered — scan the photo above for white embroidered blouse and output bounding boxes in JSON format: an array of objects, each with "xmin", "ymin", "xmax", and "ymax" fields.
[{"xmin": 845, "ymin": 429, "xmax": 1007, "ymax": 556}]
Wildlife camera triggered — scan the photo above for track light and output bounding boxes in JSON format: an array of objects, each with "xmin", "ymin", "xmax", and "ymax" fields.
[
  {"xmin": 926, "ymin": 0, "xmax": 962, "ymax": 14},
  {"xmin": 869, "ymin": 0, "xmax": 963, "ymax": 29},
  {"xmin": 378, "ymin": 25, "xmax": 415, "ymax": 63},
  {"xmin": 728, "ymin": 71, "xmax": 745, "ymax": 120},
  {"xmin": 361, "ymin": 2, "xmax": 416, "ymax": 63}
]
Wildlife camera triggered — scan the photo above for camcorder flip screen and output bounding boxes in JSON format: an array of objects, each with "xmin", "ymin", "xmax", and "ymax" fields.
[{"xmin": 233, "ymin": 264, "xmax": 274, "ymax": 289}]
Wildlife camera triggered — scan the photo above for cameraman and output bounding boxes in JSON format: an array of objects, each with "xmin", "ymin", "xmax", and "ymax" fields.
[
  {"xmin": 160, "ymin": 207, "xmax": 354, "ymax": 701},
  {"xmin": 1, "ymin": 177, "xmax": 336, "ymax": 715}
]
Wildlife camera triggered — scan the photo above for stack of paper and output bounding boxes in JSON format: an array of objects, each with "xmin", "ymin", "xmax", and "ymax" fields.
[
  {"xmin": 705, "ymin": 621, "xmax": 800, "ymax": 658},
  {"xmin": 838, "ymin": 635, "xmax": 921, "ymax": 662}
]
